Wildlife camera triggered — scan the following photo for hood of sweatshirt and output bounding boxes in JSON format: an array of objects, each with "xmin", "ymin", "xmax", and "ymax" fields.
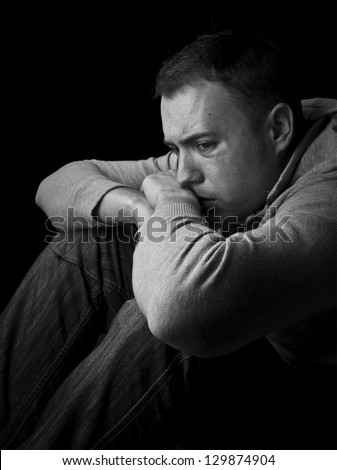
[{"xmin": 267, "ymin": 97, "xmax": 337, "ymax": 206}]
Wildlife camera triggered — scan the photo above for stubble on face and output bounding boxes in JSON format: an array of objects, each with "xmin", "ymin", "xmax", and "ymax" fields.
[{"xmin": 161, "ymin": 81, "xmax": 280, "ymax": 222}]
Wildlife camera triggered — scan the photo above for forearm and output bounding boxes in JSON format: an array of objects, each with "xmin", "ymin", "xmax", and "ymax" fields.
[
  {"xmin": 94, "ymin": 187, "xmax": 153, "ymax": 228},
  {"xmin": 35, "ymin": 160, "xmax": 125, "ymax": 223},
  {"xmin": 35, "ymin": 153, "xmax": 175, "ymax": 228}
]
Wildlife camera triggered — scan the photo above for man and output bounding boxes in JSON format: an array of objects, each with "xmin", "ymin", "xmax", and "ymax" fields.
[{"xmin": 0, "ymin": 30, "xmax": 336, "ymax": 449}]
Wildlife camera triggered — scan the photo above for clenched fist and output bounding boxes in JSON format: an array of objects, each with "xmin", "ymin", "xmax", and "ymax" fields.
[{"xmin": 141, "ymin": 170, "xmax": 200, "ymax": 210}]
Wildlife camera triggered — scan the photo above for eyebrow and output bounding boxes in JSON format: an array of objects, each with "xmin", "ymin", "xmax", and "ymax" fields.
[{"xmin": 163, "ymin": 131, "xmax": 217, "ymax": 148}]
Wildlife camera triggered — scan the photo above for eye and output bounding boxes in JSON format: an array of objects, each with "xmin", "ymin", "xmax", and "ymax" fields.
[{"xmin": 196, "ymin": 142, "xmax": 214, "ymax": 152}]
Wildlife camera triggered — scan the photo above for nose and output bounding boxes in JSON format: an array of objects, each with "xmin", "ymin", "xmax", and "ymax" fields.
[{"xmin": 176, "ymin": 152, "xmax": 204, "ymax": 187}]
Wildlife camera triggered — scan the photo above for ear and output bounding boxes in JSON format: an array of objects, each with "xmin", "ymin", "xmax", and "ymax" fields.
[{"xmin": 267, "ymin": 103, "xmax": 295, "ymax": 155}]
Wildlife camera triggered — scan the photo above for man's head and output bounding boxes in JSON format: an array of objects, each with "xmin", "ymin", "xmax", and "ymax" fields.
[{"xmin": 156, "ymin": 30, "xmax": 304, "ymax": 221}]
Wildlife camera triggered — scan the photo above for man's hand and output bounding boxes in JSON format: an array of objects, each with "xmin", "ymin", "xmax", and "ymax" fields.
[
  {"xmin": 141, "ymin": 170, "xmax": 200, "ymax": 211},
  {"xmin": 95, "ymin": 171, "xmax": 201, "ymax": 230}
]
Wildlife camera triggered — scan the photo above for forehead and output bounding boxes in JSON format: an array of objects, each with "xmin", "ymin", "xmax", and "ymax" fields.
[{"xmin": 160, "ymin": 81, "xmax": 247, "ymax": 140}]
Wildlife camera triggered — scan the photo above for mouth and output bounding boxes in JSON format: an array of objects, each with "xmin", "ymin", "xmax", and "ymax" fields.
[{"xmin": 199, "ymin": 197, "xmax": 217, "ymax": 207}]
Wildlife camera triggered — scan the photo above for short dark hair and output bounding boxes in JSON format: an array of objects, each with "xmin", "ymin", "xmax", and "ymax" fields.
[{"xmin": 155, "ymin": 30, "xmax": 303, "ymax": 126}]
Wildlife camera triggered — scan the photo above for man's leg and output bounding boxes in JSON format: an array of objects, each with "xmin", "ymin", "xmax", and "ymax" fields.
[
  {"xmin": 0, "ymin": 225, "xmax": 136, "ymax": 448},
  {"xmin": 17, "ymin": 298, "xmax": 196, "ymax": 449},
  {"xmin": 15, "ymin": 301, "xmax": 303, "ymax": 450}
]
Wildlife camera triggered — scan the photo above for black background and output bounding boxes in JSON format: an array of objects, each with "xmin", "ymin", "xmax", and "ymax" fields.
[{"xmin": 1, "ymin": 0, "xmax": 336, "ymax": 309}]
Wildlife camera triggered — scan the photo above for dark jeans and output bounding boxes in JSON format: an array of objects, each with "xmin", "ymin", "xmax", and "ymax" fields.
[{"xmin": 0, "ymin": 226, "xmax": 335, "ymax": 449}]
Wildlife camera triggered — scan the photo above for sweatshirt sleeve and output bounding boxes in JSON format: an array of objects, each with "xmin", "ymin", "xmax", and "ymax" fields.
[
  {"xmin": 35, "ymin": 152, "xmax": 177, "ymax": 225},
  {"xmin": 132, "ymin": 174, "xmax": 337, "ymax": 358}
]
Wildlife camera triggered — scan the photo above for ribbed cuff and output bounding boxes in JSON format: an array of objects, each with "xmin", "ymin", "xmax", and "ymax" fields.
[
  {"xmin": 134, "ymin": 202, "xmax": 205, "ymax": 244},
  {"xmin": 153, "ymin": 202, "xmax": 203, "ymax": 220}
]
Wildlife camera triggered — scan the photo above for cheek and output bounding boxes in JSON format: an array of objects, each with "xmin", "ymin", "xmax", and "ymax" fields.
[
  {"xmin": 203, "ymin": 156, "xmax": 236, "ymax": 193},
  {"xmin": 212, "ymin": 164, "xmax": 255, "ymax": 204},
  {"xmin": 213, "ymin": 158, "xmax": 245, "ymax": 187},
  {"xmin": 204, "ymin": 141, "xmax": 259, "ymax": 194}
]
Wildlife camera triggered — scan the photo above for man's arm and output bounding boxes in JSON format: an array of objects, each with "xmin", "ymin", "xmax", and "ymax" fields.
[
  {"xmin": 133, "ymin": 174, "xmax": 337, "ymax": 358},
  {"xmin": 94, "ymin": 187, "xmax": 153, "ymax": 228},
  {"xmin": 35, "ymin": 153, "xmax": 178, "ymax": 229}
]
